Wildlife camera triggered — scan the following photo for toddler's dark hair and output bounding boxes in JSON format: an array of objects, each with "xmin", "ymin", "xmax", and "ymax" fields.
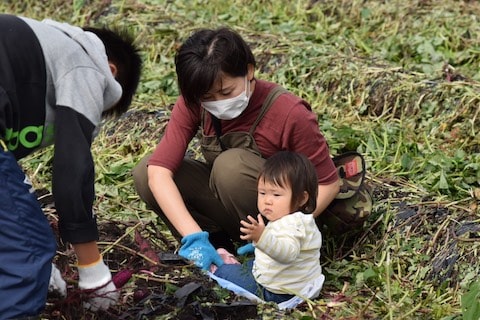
[{"xmin": 258, "ymin": 151, "xmax": 318, "ymax": 213}]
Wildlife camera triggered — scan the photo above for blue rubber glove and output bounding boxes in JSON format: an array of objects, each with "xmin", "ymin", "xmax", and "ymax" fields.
[
  {"xmin": 179, "ymin": 231, "xmax": 224, "ymax": 270},
  {"xmin": 237, "ymin": 243, "xmax": 255, "ymax": 256}
]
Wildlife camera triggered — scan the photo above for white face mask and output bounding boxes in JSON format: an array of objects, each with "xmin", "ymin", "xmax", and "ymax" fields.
[{"xmin": 201, "ymin": 77, "xmax": 250, "ymax": 120}]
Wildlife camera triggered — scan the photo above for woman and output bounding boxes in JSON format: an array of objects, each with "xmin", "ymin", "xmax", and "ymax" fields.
[{"xmin": 133, "ymin": 27, "xmax": 339, "ymax": 270}]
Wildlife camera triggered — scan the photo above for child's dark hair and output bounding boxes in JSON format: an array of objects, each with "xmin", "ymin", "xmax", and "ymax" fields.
[
  {"xmin": 83, "ymin": 26, "xmax": 142, "ymax": 118},
  {"xmin": 175, "ymin": 27, "xmax": 256, "ymax": 107},
  {"xmin": 258, "ymin": 151, "xmax": 318, "ymax": 213}
]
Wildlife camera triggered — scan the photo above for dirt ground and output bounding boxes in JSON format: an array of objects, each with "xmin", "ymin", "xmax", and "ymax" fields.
[
  {"xmin": 39, "ymin": 110, "xmax": 278, "ymax": 319},
  {"xmin": 39, "ymin": 109, "xmax": 477, "ymax": 319},
  {"xmin": 41, "ymin": 195, "xmax": 261, "ymax": 320}
]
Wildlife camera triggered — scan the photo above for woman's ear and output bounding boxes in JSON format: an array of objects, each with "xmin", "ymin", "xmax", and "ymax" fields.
[
  {"xmin": 247, "ymin": 63, "xmax": 255, "ymax": 81},
  {"xmin": 109, "ymin": 62, "xmax": 118, "ymax": 77}
]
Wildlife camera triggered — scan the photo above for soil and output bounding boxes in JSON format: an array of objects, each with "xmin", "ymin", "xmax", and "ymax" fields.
[
  {"xmin": 41, "ymin": 197, "xmax": 260, "ymax": 320},
  {"xmin": 38, "ymin": 109, "xmax": 272, "ymax": 319},
  {"xmin": 38, "ymin": 109, "xmax": 478, "ymax": 319}
]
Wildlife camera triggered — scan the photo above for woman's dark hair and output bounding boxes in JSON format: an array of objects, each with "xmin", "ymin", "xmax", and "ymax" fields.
[
  {"xmin": 258, "ymin": 151, "xmax": 318, "ymax": 214},
  {"xmin": 175, "ymin": 27, "xmax": 256, "ymax": 107},
  {"xmin": 83, "ymin": 26, "xmax": 142, "ymax": 118}
]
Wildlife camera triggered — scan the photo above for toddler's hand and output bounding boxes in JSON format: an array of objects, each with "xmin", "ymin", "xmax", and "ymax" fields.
[{"xmin": 240, "ymin": 214, "xmax": 265, "ymax": 242}]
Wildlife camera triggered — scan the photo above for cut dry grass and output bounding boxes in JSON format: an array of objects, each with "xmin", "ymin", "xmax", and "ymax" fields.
[{"xmin": 2, "ymin": 0, "xmax": 479, "ymax": 319}]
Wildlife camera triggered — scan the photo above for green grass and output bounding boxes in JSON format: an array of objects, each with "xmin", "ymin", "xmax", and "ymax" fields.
[{"xmin": 3, "ymin": 0, "xmax": 480, "ymax": 319}]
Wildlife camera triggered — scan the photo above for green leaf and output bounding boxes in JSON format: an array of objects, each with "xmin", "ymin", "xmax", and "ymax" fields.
[
  {"xmin": 73, "ymin": 0, "xmax": 85, "ymax": 11},
  {"xmin": 462, "ymin": 281, "xmax": 480, "ymax": 320},
  {"xmin": 438, "ymin": 170, "xmax": 450, "ymax": 190},
  {"xmin": 363, "ymin": 267, "xmax": 377, "ymax": 280}
]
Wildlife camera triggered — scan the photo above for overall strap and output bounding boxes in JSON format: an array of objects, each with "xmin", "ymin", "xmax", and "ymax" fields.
[
  {"xmin": 210, "ymin": 114, "xmax": 227, "ymax": 151},
  {"xmin": 200, "ymin": 107, "xmax": 227, "ymax": 150},
  {"xmin": 248, "ymin": 85, "xmax": 288, "ymax": 135}
]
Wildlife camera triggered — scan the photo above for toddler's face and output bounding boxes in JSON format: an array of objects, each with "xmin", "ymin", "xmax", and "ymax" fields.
[{"xmin": 257, "ymin": 179, "xmax": 293, "ymax": 222}]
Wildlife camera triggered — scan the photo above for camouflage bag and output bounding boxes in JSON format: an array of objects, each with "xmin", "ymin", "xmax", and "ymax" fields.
[{"xmin": 319, "ymin": 151, "xmax": 373, "ymax": 234}]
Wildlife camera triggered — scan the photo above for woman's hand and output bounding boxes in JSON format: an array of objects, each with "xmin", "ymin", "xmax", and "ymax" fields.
[{"xmin": 240, "ymin": 214, "xmax": 265, "ymax": 243}]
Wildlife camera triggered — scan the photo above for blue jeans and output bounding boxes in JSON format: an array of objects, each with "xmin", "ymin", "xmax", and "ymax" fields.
[
  {"xmin": 214, "ymin": 259, "xmax": 294, "ymax": 304},
  {"xmin": 0, "ymin": 149, "xmax": 56, "ymax": 318}
]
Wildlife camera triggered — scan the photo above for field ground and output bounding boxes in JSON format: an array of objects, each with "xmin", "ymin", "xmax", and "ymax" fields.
[{"xmin": 1, "ymin": 0, "xmax": 479, "ymax": 319}]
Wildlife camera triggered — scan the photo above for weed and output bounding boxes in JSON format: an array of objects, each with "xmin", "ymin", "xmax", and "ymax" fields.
[{"xmin": 3, "ymin": 0, "xmax": 479, "ymax": 318}]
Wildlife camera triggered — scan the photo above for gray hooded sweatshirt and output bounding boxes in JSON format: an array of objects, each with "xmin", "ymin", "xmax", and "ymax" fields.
[{"xmin": 1, "ymin": 15, "xmax": 123, "ymax": 244}]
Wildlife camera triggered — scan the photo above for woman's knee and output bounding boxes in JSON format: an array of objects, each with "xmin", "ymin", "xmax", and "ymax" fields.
[
  {"xmin": 132, "ymin": 155, "xmax": 154, "ymax": 203},
  {"xmin": 211, "ymin": 149, "xmax": 264, "ymax": 188}
]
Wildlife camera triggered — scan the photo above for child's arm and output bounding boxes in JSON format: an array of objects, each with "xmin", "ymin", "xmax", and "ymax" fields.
[
  {"xmin": 255, "ymin": 231, "xmax": 301, "ymax": 263},
  {"xmin": 255, "ymin": 215, "xmax": 304, "ymax": 263}
]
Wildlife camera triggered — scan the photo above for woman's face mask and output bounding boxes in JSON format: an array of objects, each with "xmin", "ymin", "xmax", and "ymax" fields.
[{"xmin": 201, "ymin": 77, "xmax": 250, "ymax": 120}]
